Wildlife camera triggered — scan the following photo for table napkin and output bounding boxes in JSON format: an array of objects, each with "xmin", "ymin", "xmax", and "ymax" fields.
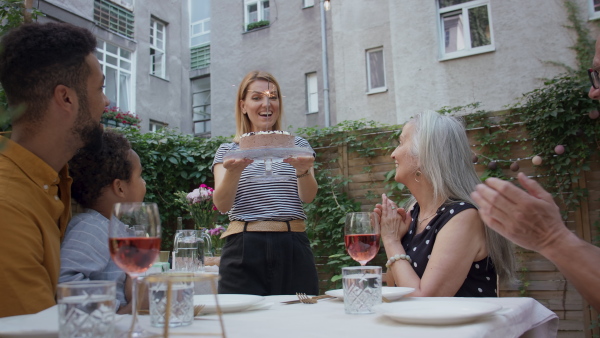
[{"xmin": 0, "ymin": 305, "xmax": 58, "ymax": 337}]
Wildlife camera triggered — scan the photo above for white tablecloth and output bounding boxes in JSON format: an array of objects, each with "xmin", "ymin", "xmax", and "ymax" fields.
[{"xmin": 0, "ymin": 296, "xmax": 559, "ymax": 338}]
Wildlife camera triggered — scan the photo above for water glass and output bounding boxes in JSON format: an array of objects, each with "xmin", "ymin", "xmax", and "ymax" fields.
[
  {"xmin": 147, "ymin": 273, "xmax": 195, "ymax": 328},
  {"xmin": 343, "ymin": 266, "xmax": 382, "ymax": 314},
  {"xmin": 57, "ymin": 281, "xmax": 117, "ymax": 338}
]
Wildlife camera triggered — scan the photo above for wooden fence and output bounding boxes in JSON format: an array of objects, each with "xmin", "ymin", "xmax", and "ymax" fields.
[{"xmin": 311, "ymin": 118, "xmax": 599, "ymax": 338}]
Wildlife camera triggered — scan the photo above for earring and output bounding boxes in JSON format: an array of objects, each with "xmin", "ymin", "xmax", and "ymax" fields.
[{"xmin": 414, "ymin": 170, "xmax": 422, "ymax": 183}]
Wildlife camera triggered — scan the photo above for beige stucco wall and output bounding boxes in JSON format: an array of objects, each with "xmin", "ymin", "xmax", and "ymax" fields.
[{"xmin": 332, "ymin": 0, "xmax": 597, "ymax": 125}]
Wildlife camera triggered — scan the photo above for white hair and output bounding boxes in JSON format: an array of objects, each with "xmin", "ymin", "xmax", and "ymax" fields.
[{"xmin": 407, "ymin": 110, "xmax": 516, "ymax": 283}]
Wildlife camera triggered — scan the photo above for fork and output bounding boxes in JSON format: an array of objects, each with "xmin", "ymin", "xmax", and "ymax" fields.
[
  {"xmin": 296, "ymin": 293, "xmax": 318, "ymax": 304},
  {"xmin": 282, "ymin": 293, "xmax": 328, "ymax": 304}
]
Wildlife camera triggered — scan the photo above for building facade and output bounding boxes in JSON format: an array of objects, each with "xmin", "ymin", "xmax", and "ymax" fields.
[
  {"xmin": 209, "ymin": 0, "xmax": 331, "ymax": 138},
  {"xmin": 31, "ymin": 0, "xmax": 600, "ymax": 137},
  {"xmin": 37, "ymin": 0, "xmax": 193, "ymax": 134}
]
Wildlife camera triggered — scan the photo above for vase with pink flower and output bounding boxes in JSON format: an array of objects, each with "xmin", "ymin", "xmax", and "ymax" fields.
[
  {"xmin": 207, "ymin": 225, "xmax": 227, "ymax": 256},
  {"xmin": 176, "ymin": 184, "xmax": 218, "ymax": 230}
]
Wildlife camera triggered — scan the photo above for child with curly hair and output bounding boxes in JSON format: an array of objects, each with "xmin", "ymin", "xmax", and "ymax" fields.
[{"xmin": 59, "ymin": 129, "xmax": 146, "ymax": 314}]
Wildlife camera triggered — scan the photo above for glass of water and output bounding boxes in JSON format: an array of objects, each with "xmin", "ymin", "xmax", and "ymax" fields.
[
  {"xmin": 57, "ymin": 281, "xmax": 117, "ymax": 338},
  {"xmin": 342, "ymin": 266, "xmax": 382, "ymax": 314},
  {"xmin": 146, "ymin": 272, "xmax": 195, "ymax": 328}
]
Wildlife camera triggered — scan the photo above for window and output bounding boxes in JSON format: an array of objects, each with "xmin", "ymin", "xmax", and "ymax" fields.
[
  {"xmin": 150, "ymin": 18, "xmax": 167, "ymax": 78},
  {"xmin": 366, "ymin": 48, "xmax": 386, "ymax": 93},
  {"xmin": 590, "ymin": 0, "xmax": 600, "ymax": 20},
  {"xmin": 149, "ymin": 120, "xmax": 167, "ymax": 132},
  {"xmin": 96, "ymin": 40, "xmax": 133, "ymax": 112},
  {"xmin": 438, "ymin": 0, "xmax": 493, "ymax": 60},
  {"xmin": 192, "ymin": 77, "xmax": 211, "ymax": 135},
  {"xmin": 94, "ymin": 0, "xmax": 134, "ymax": 39},
  {"xmin": 306, "ymin": 72, "xmax": 318, "ymax": 114},
  {"xmin": 191, "ymin": 45, "xmax": 210, "ymax": 70},
  {"xmin": 244, "ymin": 0, "xmax": 270, "ymax": 31},
  {"xmin": 190, "ymin": 0, "xmax": 211, "ymax": 70},
  {"xmin": 303, "ymin": 0, "xmax": 315, "ymax": 8}
]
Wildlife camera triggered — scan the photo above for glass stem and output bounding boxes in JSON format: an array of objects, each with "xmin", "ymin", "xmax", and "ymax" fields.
[
  {"xmin": 128, "ymin": 275, "xmax": 139, "ymax": 337},
  {"xmin": 264, "ymin": 158, "xmax": 273, "ymax": 176}
]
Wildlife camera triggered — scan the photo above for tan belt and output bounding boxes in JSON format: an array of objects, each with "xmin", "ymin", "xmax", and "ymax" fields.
[{"xmin": 221, "ymin": 220, "xmax": 306, "ymax": 239}]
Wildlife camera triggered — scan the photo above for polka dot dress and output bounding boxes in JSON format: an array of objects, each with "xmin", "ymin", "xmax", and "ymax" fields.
[{"xmin": 401, "ymin": 201, "xmax": 498, "ymax": 297}]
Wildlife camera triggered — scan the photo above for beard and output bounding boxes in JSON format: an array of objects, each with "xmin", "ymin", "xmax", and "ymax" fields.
[{"xmin": 72, "ymin": 90, "xmax": 104, "ymax": 153}]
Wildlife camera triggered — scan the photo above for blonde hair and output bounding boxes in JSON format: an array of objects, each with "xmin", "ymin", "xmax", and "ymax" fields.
[
  {"xmin": 233, "ymin": 70, "xmax": 284, "ymax": 143},
  {"xmin": 407, "ymin": 110, "xmax": 516, "ymax": 283}
]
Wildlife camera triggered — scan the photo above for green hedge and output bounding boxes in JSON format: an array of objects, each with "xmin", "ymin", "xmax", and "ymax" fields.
[{"xmin": 121, "ymin": 127, "xmax": 230, "ymax": 250}]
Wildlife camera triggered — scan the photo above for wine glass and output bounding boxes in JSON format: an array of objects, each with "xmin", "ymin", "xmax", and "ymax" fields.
[
  {"xmin": 344, "ymin": 212, "xmax": 381, "ymax": 266},
  {"xmin": 109, "ymin": 202, "xmax": 161, "ymax": 337}
]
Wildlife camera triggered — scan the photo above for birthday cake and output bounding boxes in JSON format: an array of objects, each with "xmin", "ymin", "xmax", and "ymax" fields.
[{"xmin": 239, "ymin": 130, "xmax": 295, "ymax": 150}]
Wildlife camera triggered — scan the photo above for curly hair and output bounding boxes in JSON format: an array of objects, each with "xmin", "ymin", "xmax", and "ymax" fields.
[
  {"xmin": 0, "ymin": 23, "xmax": 97, "ymax": 125},
  {"xmin": 69, "ymin": 129, "xmax": 133, "ymax": 209}
]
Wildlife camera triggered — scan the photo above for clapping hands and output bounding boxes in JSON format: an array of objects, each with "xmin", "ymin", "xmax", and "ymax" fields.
[{"xmin": 375, "ymin": 193, "xmax": 411, "ymax": 242}]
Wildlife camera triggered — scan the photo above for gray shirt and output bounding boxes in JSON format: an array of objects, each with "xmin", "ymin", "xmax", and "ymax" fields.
[{"xmin": 59, "ymin": 209, "xmax": 127, "ymax": 308}]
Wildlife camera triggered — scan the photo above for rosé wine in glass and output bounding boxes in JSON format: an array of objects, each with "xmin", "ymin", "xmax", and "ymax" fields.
[
  {"xmin": 344, "ymin": 212, "xmax": 381, "ymax": 266},
  {"xmin": 109, "ymin": 202, "xmax": 161, "ymax": 337}
]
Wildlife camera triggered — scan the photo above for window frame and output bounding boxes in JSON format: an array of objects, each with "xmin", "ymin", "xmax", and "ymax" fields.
[
  {"xmin": 150, "ymin": 17, "xmax": 167, "ymax": 78},
  {"xmin": 192, "ymin": 77, "xmax": 211, "ymax": 136},
  {"xmin": 437, "ymin": 0, "xmax": 495, "ymax": 61},
  {"xmin": 366, "ymin": 47, "xmax": 387, "ymax": 94},
  {"xmin": 303, "ymin": 0, "xmax": 315, "ymax": 8},
  {"xmin": 96, "ymin": 40, "xmax": 134, "ymax": 113},
  {"xmin": 149, "ymin": 120, "xmax": 168, "ymax": 132},
  {"xmin": 93, "ymin": 0, "xmax": 135, "ymax": 39},
  {"xmin": 305, "ymin": 72, "xmax": 318, "ymax": 114},
  {"xmin": 589, "ymin": 0, "xmax": 600, "ymax": 20},
  {"xmin": 244, "ymin": 0, "xmax": 270, "ymax": 31}
]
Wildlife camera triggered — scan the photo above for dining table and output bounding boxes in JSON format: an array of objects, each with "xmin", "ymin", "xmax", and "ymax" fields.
[{"xmin": 0, "ymin": 294, "xmax": 558, "ymax": 338}]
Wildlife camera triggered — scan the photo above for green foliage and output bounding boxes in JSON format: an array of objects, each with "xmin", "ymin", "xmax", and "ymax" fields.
[
  {"xmin": 102, "ymin": 107, "xmax": 141, "ymax": 128},
  {"xmin": 120, "ymin": 127, "xmax": 230, "ymax": 250},
  {"xmin": 515, "ymin": 75, "xmax": 598, "ymax": 213},
  {"xmin": 302, "ymin": 167, "xmax": 361, "ymax": 290},
  {"xmin": 296, "ymin": 119, "xmax": 407, "ymax": 288},
  {"xmin": 563, "ymin": 0, "xmax": 596, "ymax": 77},
  {"xmin": 0, "ymin": 0, "xmax": 44, "ymax": 132},
  {"xmin": 246, "ymin": 20, "xmax": 269, "ymax": 31}
]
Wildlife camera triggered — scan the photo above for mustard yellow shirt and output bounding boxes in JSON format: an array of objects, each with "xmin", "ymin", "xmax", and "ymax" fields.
[{"xmin": 0, "ymin": 136, "xmax": 72, "ymax": 317}]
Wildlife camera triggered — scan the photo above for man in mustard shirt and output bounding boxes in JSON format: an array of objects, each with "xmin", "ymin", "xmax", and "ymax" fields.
[{"xmin": 0, "ymin": 23, "xmax": 109, "ymax": 317}]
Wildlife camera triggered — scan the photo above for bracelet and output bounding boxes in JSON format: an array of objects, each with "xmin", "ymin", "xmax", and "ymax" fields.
[
  {"xmin": 296, "ymin": 169, "xmax": 311, "ymax": 178},
  {"xmin": 385, "ymin": 254, "xmax": 412, "ymax": 268}
]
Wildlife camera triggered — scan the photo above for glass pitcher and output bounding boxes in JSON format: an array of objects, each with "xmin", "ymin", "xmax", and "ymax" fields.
[{"xmin": 172, "ymin": 229, "xmax": 212, "ymax": 272}]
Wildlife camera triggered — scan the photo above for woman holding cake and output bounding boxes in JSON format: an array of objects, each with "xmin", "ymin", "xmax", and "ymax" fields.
[
  {"xmin": 211, "ymin": 70, "xmax": 319, "ymax": 295},
  {"xmin": 376, "ymin": 111, "xmax": 515, "ymax": 297}
]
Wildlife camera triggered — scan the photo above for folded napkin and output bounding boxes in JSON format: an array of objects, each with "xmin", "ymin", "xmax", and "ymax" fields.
[{"xmin": 0, "ymin": 305, "xmax": 58, "ymax": 337}]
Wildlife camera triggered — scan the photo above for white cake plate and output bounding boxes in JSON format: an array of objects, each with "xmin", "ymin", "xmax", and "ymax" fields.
[
  {"xmin": 223, "ymin": 147, "xmax": 314, "ymax": 182},
  {"xmin": 223, "ymin": 147, "xmax": 314, "ymax": 162}
]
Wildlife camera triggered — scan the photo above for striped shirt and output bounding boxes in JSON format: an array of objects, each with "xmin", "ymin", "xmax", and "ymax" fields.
[
  {"xmin": 59, "ymin": 209, "xmax": 127, "ymax": 308},
  {"xmin": 212, "ymin": 136, "xmax": 314, "ymax": 222}
]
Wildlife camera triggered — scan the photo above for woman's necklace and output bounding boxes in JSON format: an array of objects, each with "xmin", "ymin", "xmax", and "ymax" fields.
[{"xmin": 417, "ymin": 209, "xmax": 438, "ymax": 225}]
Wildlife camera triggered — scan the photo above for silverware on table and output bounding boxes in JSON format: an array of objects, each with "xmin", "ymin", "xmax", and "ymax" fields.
[{"xmin": 281, "ymin": 293, "xmax": 335, "ymax": 304}]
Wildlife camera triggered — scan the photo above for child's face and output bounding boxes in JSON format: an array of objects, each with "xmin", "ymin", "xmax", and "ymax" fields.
[{"xmin": 123, "ymin": 149, "xmax": 146, "ymax": 203}]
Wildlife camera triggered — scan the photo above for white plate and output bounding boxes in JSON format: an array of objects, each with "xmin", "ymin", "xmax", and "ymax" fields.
[
  {"xmin": 373, "ymin": 300, "xmax": 502, "ymax": 325},
  {"xmin": 193, "ymin": 294, "xmax": 265, "ymax": 314},
  {"xmin": 325, "ymin": 287, "xmax": 415, "ymax": 301}
]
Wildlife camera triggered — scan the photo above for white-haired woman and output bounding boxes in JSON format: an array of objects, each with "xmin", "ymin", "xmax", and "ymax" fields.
[{"xmin": 376, "ymin": 111, "xmax": 515, "ymax": 297}]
